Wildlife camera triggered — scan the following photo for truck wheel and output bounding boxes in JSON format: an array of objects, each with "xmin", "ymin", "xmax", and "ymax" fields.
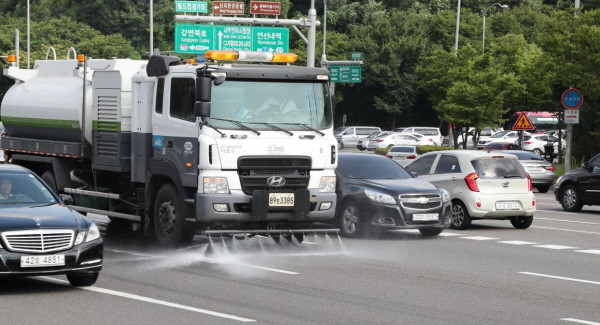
[
  {"xmin": 338, "ymin": 201, "xmax": 365, "ymax": 238},
  {"xmin": 153, "ymin": 183, "xmax": 194, "ymax": 246},
  {"xmin": 560, "ymin": 184, "xmax": 583, "ymax": 212},
  {"xmin": 67, "ymin": 272, "xmax": 99, "ymax": 286},
  {"xmin": 451, "ymin": 201, "xmax": 471, "ymax": 230},
  {"xmin": 510, "ymin": 216, "xmax": 533, "ymax": 229},
  {"xmin": 41, "ymin": 171, "xmax": 58, "ymax": 194}
]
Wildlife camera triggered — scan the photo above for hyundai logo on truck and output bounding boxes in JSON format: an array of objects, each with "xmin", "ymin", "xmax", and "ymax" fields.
[{"xmin": 267, "ymin": 176, "xmax": 286, "ymax": 187}]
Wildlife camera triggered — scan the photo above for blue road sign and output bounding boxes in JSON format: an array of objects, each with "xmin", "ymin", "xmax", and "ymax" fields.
[{"xmin": 561, "ymin": 88, "xmax": 583, "ymax": 109}]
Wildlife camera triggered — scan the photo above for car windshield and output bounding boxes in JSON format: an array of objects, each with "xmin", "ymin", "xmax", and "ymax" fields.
[
  {"xmin": 0, "ymin": 172, "xmax": 58, "ymax": 205},
  {"xmin": 337, "ymin": 155, "xmax": 413, "ymax": 179},
  {"xmin": 490, "ymin": 131, "xmax": 510, "ymax": 138},
  {"xmin": 502, "ymin": 151, "xmax": 545, "ymax": 161},
  {"xmin": 471, "ymin": 158, "xmax": 526, "ymax": 179}
]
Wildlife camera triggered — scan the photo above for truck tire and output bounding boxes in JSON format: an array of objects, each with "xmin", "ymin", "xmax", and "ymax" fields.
[
  {"xmin": 41, "ymin": 171, "xmax": 58, "ymax": 194},
  {"xmin": 153, "ymin": 183, "xmax": 194, "ymax": 247}
]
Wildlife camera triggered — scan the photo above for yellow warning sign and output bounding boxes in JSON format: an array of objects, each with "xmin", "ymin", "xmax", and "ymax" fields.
[{"xmin": 512, "ymin": 112, "xmax": 535, "ymax": 130}]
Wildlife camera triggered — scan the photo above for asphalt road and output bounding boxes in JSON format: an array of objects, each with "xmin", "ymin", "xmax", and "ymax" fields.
[{"xmin": 1, "ymin": 191, "xmax": 599, "ymax": 325}]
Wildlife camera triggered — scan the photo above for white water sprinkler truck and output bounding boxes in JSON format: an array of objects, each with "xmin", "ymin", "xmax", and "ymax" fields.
[{"xmin": 0, "ymin": 50, "xmax": 338, "ymax": 246}]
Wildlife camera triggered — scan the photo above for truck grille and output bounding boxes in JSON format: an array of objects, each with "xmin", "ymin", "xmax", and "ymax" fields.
[
  {"xmin": 2, "ymin": 229, "xmax": 75, "ymax": 253},
  {"xmin": 399, "ymin": 194, "xmax": 442, "ymax": 210},
  {"xmin": 238, "ymin": 156, "xmax": 311, "ymax": 195}
]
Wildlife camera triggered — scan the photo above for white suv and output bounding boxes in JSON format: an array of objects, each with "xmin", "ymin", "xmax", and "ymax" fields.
[
  {"xmin": 397, "ymin": 127, "xmax": 443, "ymax": 145},
  {"xmin": 405, "ymin": 150, "xmax": 536, "ymax": 229},
  {"xmin": 477, "ymin": 130, "xmax": 531, "ymax": 149}
]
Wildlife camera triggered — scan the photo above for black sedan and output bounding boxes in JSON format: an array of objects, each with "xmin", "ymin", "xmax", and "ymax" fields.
[
  {"xmin": 335, "ymin": 153, "xmax": 452, "ymax": 238},
  {"xmin": 0, "ymin": 164, "xmax": 103, "ymax": 286},
  {"xmin": 555, "ymin": 153, "xmax": 600, "ymax": 211}
]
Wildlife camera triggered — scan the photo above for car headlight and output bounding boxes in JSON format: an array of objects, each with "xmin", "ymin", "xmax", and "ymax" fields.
[
  {"xmin": 204, "ymin": 177, "xmax": 230, "ymax": 194},
  {"xmin": 365, "ymin": 189, "xmax": 396, "ymax": 204},
  {"xmin": 439, "ymin": 188, "xmax": 451, "ymax": 203},
  {"xmin": 319, "ymin": 176, "xmax": 336, "ymax": 193},
  {"xmin": 74, "ymin": 223, "xmax": 101, "ymax": 245}
]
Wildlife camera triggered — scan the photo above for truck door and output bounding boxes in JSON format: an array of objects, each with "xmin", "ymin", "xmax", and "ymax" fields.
[{"xmin": 152, "ymin": 74, "xmax": 199, "ymax": 187}]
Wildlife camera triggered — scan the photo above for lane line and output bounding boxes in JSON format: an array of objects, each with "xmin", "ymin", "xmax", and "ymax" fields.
[
  {"xmin": 439, "ymin": 232, "xmax": 462, "ymax": 237},
  {"xmin": 38, "ymin": 277, "xmax": 256, "ymax": 322},
  {"xmin": 206, "ymin": 261, "xmax": 300, "ymax": 275},
  {"xmin": 562, "ymin": 318, "xmax": 600, "ymax": 324},
  {"xmin": 536, "ymin": 209, "xmax": 587, "ymax": 216},
  {"xmin": 535, "ymin": 244, "xmax": 578, "ymax": 250},
  {"xmin": 535, "ymin": 217, "xmax": 598, "ymax": 225},
  {"xmin": 531, "ymin": 226, "xmax": 600, "ymax": 235},
  {"xmin": 519, "ymin": 272, "xmax": 600, "ymax": 285},
  {"xmin": 576, "ymin": 250, "xmax": 600, "ymax": 255},
  {"xmin": 460, "ymin": 236, "xmax": 498, "ymax": 241},
  {"xmin": 498, "ymin": 240, "xmax": 538, "ymax": 245}
]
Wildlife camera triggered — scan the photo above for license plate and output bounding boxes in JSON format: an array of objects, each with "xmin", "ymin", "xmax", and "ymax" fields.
[
  {"xmin": 413, "ymin": 213, "xmax": 439, "ymax": 221},
  {"xmin": 495, "ymin": 202, "xmax": 521, "ymax": 210},
  {"xmin": 269, "ymin": 193, "xmax": 294, "ymax": 207},
  {"xmin": 21, "ymin": 254, "xmax": 65, "ymax": 268},
  {"xmin": 393, "ymin": 156, "xmax": 405, "ymax": 160}
]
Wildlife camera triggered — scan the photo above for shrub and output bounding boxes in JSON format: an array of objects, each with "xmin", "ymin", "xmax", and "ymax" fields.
[{"xmin": 376, "ymin": 145, "xmax": 454, "ymax": 156}]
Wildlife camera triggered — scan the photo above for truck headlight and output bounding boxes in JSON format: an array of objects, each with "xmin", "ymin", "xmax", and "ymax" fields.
[
  {"xmin": 365, "ymin": 189, "xmax": 396, "ymax": 204},
  {"xmin": 74, "ymin": 223, "xmax": 101, "ymax": 245},
  {"xmin": 439, "ymin": 188, "xmax": 451, "ymax": 203},
  {"xmin": 319, "ymin": 176, "xmax": 336, "ymax": 193},
  {"xmin": 204, "ymin": 177, "xmax": 230, "ymax": 194}
]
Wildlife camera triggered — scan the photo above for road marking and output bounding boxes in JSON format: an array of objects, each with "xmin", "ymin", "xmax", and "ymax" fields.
[
  {"xmin": 576, "ymin": 249, "xmax": 600, "ymax": 255},
  {"xmin": 460, "ymin": 236, "xmax": 498, "ymax": 241},
  {"xmin": 520, "ymin": 272, "xmax": 600, "ymax": 285},
  {"xmin": 531, "ymin": 226, "xmax": 600, "ymax": 235},
  {"xmin": 498, "ymin": 240, "xmax": 538, "ymax": 245},
  {"xmin": 439, "ymin": 232, "xmax": 462, "ymax": 237},
  {"xmin": 536, "ymin": 209, "xmax": 580, "ymax": 216},
  {"xmin": 37, "ymin": 276, "xmax": 256, "ymax": 322},
  {"xmin": 535, "ymin": 217, "xmax": 598, "ymax": 225},
  {"xmin": 535, "ymin": 244, "xmax": 578, "ymax": 250},
  {"xmin": 207, "ymin": 260, "xmax": 299, "ymax": 275},
  {"xmin": 561, "ymin": 318, "xmax": 600, "ymax": 324}
]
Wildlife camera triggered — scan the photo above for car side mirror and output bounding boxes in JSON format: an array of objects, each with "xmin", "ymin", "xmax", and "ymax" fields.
[{"xmin": 60, "ymin": 194, "xmax": 74, "ymax": 205}]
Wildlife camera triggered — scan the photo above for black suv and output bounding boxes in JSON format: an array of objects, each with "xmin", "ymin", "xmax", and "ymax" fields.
[{"xmin": 555, "ymin": 153, "xmax": 600, "ymax": 211}]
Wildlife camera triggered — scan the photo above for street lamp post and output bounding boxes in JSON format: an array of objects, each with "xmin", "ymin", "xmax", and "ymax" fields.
[{"xmin": 482, "ymin": 3, "xmax": 508, "ymax": 53}]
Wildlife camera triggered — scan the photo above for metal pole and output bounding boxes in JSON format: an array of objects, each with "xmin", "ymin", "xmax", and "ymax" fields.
[
  {"xmin": 482, "ymin": 13, "xmax": 486, "ymax": 53},
  {"xmin": 150, "ymin": 0, "xmax": 154, "ymax": 56},
  {"xmin": 27, "ymin": 0, "xmax": 30, "ymax": 68},
  {"xmin": 15, "ymin": 29, "xmax": 19, "ymax": 67},
  {"xmin": 454, "ymin": 0, "xmax": 461, "ymax": 56},
  {"xmin": 321, "ymin": 0, "xmax": 327, "ymax": 65},
  {"xmin": 566, "ymin": 124, "xmax": 572, "ymax": 172},
  {"xmin": 307, "ymin": 0, "xmax": 316, "ymax": 67},
  {"xmin": 81, "ymin": 55, "xmax": 87, "ymax": 158}
]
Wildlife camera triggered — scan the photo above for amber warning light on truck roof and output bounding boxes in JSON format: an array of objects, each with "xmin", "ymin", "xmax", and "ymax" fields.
[{"xmin": 204, "ymin": 50, "xmax": 298, "ymax": 63}]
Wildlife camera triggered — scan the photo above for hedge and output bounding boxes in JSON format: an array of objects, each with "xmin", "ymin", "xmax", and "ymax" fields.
[{"xmin": 375, "ymin": 145, "xmax": 455, "ymax": 156}]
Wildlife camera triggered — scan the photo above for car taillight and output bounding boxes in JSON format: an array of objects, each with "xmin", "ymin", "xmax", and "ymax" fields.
[
  {"xmin": 464, "ymin": 173, "xmax": 480, "ymax": 192},
  {"xmin": 376, "ymin": 139, "xmax": 384, "ymax": 142},
  {"xmin": 386, "ymin": 155, "xmax": 393, "ymax": 158},
  {"xmin": 428, "ymin": 138, "xmax": 433, "ymax": 141},
  {"xmin": 407, "ymin": 155, "xmax": 416, "ymax": 159},
  {"xmin": 524, "ymin": 141, "xmax": 533, "ymax": 145},
  {"xmin": 526, "ymin": 173, "xmax": 533, "ymax": 191},
  {"xmin": 544, "ymin": 165, "xmax": 555, "ymax": 171}
]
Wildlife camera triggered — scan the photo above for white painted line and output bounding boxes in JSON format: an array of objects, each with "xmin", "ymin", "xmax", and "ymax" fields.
[
  {"xmin": 439, "ymin": 232, "xmax": 462, "ymax": 237},
  {"xmin": 391, "ymin": 229, "xmax": 420, "ymax": 233},
  {"xmin": 576, "ymin": 250, "xmax": 600, "ymax": 255},
  {"xmin": 37, "ymin": 277, "xmax": 256, "ymax": 322},
  {"xmin": 498, "ymin": 240, "xmax": 538, "ymax": 245},
  {"xmin": 520, "ymin": 272, "xmax": 600, "ymax": 285},
  {"xmin": 302, "ymin": 241, "xmax": 318, "ymax": 245},
  {"xmin": 460, "ymin": 236, "xmax": 498, "ymax": 241},
  {"xmin": 561, "ymin": 318, "xmax": 600, "ymax": 324},
  {"xmin": 219, "ymin": 262, "xmax": 300, "ymax": 275},
  {"xmin": 535, "ymin": 217, "xmax": 598, "ymax": 225},
  {"xmin": 535, "ymin": 244, "xmax": 578, "ymax": 250},
  {"xmin": 532, "ymin": 226, "xmax": 600, "ymax": 235},
  {"xmin": 536, "ymin": 209, "xmax": 580, "ymax": 216}
]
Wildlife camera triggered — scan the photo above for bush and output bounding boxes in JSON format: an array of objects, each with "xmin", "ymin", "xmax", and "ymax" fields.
[{"xmin": 376, "ymin": 145, "xmax": 454, "ymax": 156}]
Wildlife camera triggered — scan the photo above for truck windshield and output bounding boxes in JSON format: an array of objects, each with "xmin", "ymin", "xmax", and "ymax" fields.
[{"xmin": 207, "ymin": 80, "xmax": 332, "ymax": 131}]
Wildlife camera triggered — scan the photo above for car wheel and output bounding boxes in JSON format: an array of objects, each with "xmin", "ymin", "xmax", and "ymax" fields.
[
  {"xmin": 419, "ymin": 228, "xmax": 443, "ymax": 236},
  {"xmin": 560, "ymin": 184, "xmax": 583, "ymax": 212},
  {"xmin": 359, "ymin": 148, "xmax": 365, "ymax": 151},
  {"xmin": 153, "ymin": 183, "xmax": 195, "ymax": 246},
  {"xmin": 41, "ymin": 171, "xmax": 58, "ymax": 194},
  {"xmin": 510, "ymin": 216, "xmax": 533, "ymax": 229},
  {"xmin": 67, "ymin": 272, "xmax": 99, "ymax": 286},
  {"xmin": 451, "ymin": 201, "xmax": 472, "ymax": 230},
  {"xmin": 532, "ymin": 148, "xmax": 543, "ymax": 155},
  {"xmin": 536, "ymin": 185, "xmax": 550, "ymax": 193},
  {"xmin": 339, "ymin": 142, "xmax": 344, "ymax": 150},
  {"xmin": 338, "ymin": 201, "xmax": 365, "ymax": 238}
]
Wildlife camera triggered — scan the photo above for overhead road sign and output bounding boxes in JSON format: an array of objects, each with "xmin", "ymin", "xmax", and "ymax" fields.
[
  {"xmin": 250, "ymin": 1, "xmax": 281, "ymax": 15},
  {"xmin": 175, "ymin": 1, "xmax": 208, "ymax": 13},
  {"xmin": 329, "ymin": 65, "xmax": 362, "ymax": 83},
  {"xmin": 561, "ymin": 88, "xmax": 583, "ymax": 109},
  {"xmin": 512, "ymin": 112, "xmax": 535, "ymax": 130},
  {"xmin": 175, "ymin": 24, "xmax": 289, "ymax": 54},
  {"xmin": 212, "ymin": 1, "xmax": 244, "ymax": 15}
]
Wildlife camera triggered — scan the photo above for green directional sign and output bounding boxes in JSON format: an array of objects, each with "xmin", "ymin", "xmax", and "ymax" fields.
[
  {"xmin": 351, "ymin": 52, "xmax": 362, "ymax": 60},
  {"xmin": 329, "ymin": 65, "xmax": 362, "ymax": 83},
  {"xmin": 175, "ymin": 1, "xmax": 208, "ymax": 13},
  {"xmin": 175, "ymin": 24, "xmax": 289, "ymax": 54}
]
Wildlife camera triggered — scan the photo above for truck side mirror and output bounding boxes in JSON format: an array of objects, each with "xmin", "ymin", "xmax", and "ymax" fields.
[
  {"xmin": 195, "ymin": 101, "xmax": 211, "ymax": 118},
  {"xmin": 196, "ymin": 76, "xmax": 212, "ymax": 102}
]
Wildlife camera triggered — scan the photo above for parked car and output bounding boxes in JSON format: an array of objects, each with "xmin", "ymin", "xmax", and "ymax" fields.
[
  {"xmin": 357, "ymin": 131, "xmax": 391, "ymax": 151},
  {"xmin": 554, "ymin": 153, "xmax": 600, "ymax": 212},
  {"xmin": 484, "ymin": 142, "xmax": 519, "ymax": 150},
  {"xmin": 367, "ymin": 133, "xmax": 428, "ymax": 150},
  {"xmin": 386, "ymin": 145, "xmax": 421, "ymax": 167},
  {"xmin": 405, "ymin": 150, "xmax": 536, "ymax": 230},
  {"xmin": 0, "ymin": 164, "xmax": 103, "ymax": 286},
  {"xmin": 457, "ymin": 127, "xmax": 503, "ymax": 149},
  {"xmin": 334, "ymin": 153, "xmax": 451, "ymax": 237},
  {"xmin": 398, "ymin": 127, "xmax": 443, "ymax": 145},
  {"xmin": 497, "ymin": 150, "xmax": 555, "ymax": 193},
  {"xmin": 477, "ymin": 130, "xmax": 531, "ymax": 149},
  {"xmin": 334, "ymin": 126, "xmax": 382, "ymax": 149}
]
